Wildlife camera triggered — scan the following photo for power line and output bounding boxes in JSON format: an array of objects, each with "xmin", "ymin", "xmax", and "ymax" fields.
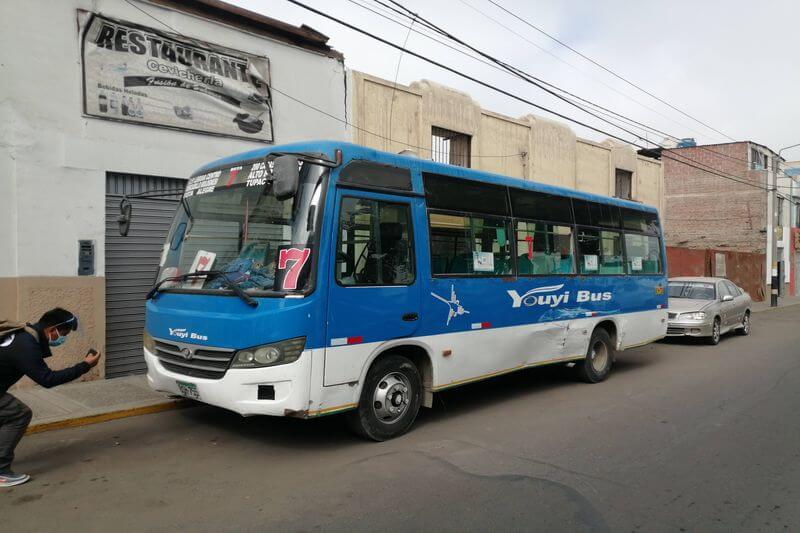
[
  {"xmin": 484, "ymin": 0, "xmax": 737, "ymax": 142},
  {"xmin": 350, "ymin": 0, "xmax": 662, "ymax": 142},
  {"xmin": 374, "ymin": 0, "xmax": 799, "ymax": 193},
  {"xmin": 287, "ymin": 0, "xmax": 798, "ymax": 203},
  {"xmin": 456, "ymin": 0, "xmax": 711, "ymax": 142},
  {"xmin": 382, "ymin": 0, "xmax": 773, "ymax": 174},
  {"xmin": 120, "ymin": 0, "xmax": 799, "ymax": 202},
  {"xmin": 375, "ymin": 0, "xmax": 781, "ymax": 193}
]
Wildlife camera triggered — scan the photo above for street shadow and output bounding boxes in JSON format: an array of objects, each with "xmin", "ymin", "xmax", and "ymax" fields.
[
  {"xmin": 19, "ymin": 351, "xmax": 662, "ymax": 467},
  {"xmin": 174, "ymin": 351, "xmax": 657, "ymax": 449}
]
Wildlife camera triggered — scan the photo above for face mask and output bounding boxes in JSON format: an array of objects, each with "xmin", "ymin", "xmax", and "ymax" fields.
[{"xmin": 49, "ymin": 332, "xmax": 66, "ymax": 347}]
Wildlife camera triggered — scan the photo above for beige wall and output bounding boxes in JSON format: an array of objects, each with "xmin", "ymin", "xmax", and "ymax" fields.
[
  {"xmin": 351, "ymin": 71, "xmax": 664, "ymax": 209},
  {"xmin": 2, "ymin": 276, "xmax": 105, "ymax": 389}
]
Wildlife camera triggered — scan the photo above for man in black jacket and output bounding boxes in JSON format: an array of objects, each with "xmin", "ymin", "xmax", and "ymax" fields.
[{"xmin": 0, "ymin": 308, "xmax": 101, "ymax": 487}]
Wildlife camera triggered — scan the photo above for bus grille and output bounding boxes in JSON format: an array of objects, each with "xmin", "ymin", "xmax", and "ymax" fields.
[{"xmin": 153, "ymin": 339, "xmax": 235, "ymax": 380}]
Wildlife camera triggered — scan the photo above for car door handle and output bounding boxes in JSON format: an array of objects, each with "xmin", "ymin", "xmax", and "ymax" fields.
[{"xmin": 402, "ymin": 312, "xmax": 419, "ymax": 322}]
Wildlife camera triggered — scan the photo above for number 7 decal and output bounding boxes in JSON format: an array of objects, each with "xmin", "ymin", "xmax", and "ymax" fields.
[{"xmin": 277, "ymin": 248, "xmax": 312, "ymax": 290}]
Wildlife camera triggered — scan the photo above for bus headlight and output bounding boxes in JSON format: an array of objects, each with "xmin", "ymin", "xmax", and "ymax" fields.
[
  {"xmin": 679, "ymin": 312, "xmax": 707, "ymax": 320},
  {"xmin": 231, "ymin": 337, "xmax": 305, "ymax": 369}
]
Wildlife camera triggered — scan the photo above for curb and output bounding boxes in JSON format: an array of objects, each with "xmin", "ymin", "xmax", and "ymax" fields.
[
  {"xmin": 26, "ymin": 399, "xmax": 188, "ymax": 435},
  {"xmin": 752, "ymin": 301, "xmax": 800, "ymax": 313}
]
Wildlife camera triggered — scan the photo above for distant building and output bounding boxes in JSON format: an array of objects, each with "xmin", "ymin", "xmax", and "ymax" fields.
[
  {"xmin": 349, "ymin": 72, "xmax": 665, "ymax": 212},
  {"xmin": 663, "ymin": 142, "xmax": 800, "ymax": 300}
]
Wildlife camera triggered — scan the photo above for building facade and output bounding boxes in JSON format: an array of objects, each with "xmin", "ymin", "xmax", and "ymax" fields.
[
  {"xmin": 0, "ymin": 0, "xmax": 348, "ymax": 383},
  {"xmin": 349, "ymin": 72, "xmax": 665, "ymax": 213},
  {"xmin": 663, "ymin": 142, "xmax": 799, "ymax": 300}
]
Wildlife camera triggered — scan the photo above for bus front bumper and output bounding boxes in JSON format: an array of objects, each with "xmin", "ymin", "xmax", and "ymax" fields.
[{"xmin": 144, "ymin": 347, "xmax": 312, "ymax": 417}]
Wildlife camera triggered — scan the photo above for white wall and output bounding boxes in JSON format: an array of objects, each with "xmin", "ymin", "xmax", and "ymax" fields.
[{"xmin": 0, "ymin": 0, "xmax": 347, "ymax": 278}]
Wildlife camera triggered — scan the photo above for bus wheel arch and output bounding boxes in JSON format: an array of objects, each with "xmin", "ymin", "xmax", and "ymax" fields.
[
  {"xmin": 365, "ymin": 344, "xmax": 434, "ymax": 408},
  {"xmin": 348, "ymin": 348, "xmax": 428, "ymax": 441},
  {"xmin": 595, "ymin": 320, "xmax": 618, "ymax": 354}
]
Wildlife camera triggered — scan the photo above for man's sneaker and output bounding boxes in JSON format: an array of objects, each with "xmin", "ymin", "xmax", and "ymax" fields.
[{"xmin": 0, "ymin": 472, "xmax": 30, "ymax": 488}]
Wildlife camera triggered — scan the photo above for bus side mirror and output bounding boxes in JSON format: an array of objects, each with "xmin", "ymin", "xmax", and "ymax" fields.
[
  {"xmin": 272, "ymin": 155, "xmax": 300, "ymax": 201},
  {"xmin": 118, "ymin": 199, "xmax": 132, "ymax": 237}
]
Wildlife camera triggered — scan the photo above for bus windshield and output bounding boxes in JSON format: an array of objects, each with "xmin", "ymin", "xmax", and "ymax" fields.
[{"xmin": 157, "ymin": 159, "xmax": 327, "ymax": 294}]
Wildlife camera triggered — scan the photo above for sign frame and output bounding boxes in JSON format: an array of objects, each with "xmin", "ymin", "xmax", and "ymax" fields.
[{"xmin": 79, "ymin": 11, "xmax": 274, "ymax": 143}]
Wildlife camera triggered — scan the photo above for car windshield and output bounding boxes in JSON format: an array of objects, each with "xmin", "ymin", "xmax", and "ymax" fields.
[
  {"xmin": 668, "ymin": 281, "xmax": 716, "ymax": 300},
  {"xmin": 156, "ymin": 159, "xmax": 327, "ymax": 294}
]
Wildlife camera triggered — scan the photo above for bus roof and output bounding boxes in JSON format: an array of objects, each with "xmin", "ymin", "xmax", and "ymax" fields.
[{"xmin": 196, "ymin": 140, "xmax": 659, "ymax": 213}]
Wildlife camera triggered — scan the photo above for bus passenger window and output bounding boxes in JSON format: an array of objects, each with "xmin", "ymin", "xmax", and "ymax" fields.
[
  {"xmin": 577, "ymin": 229, "xmax": 624, "ymax": 275},
  {"xmin": 624, "ymin": 233, "xmax": 662, "ymax": 274},
  {"xmin": 336, "ymin": 198, "xmax": 415, "ymax": 286},
  {"xmin": 429, "ymin": 212, "xmax": 512, "ymax": 275},
  {"xmin": 515, "ymin": 221, "xmax": 575, "ymax": 275}
]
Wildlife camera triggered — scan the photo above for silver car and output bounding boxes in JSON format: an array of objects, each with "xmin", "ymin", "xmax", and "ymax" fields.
[{"xmin": 667, "ymin": 277, "xmax": 752, "ymax": 345}]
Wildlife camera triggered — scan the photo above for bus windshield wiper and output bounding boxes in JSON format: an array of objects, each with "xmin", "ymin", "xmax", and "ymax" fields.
[{"xmin": 146, "ymin": 270, "xmax": 259, "ymax": 308}]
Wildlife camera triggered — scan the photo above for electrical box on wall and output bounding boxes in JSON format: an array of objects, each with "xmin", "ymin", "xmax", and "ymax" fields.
[{"xmin": 78, "ymin": 240, "xmax": 94, "ymax": 276}]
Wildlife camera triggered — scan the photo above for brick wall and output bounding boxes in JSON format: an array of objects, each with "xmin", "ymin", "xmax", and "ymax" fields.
[
  {"xmin": 667, "ymin": 246, "xmax": 767, "ymax": 301},
  {"xmin": 664, "ymin": 143, "xmax": 767, "ymax": 253}
]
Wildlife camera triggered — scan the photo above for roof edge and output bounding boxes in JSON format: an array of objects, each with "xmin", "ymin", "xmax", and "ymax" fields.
[{"xmin": 145, "ymin": 0, "xmax": 344, "ymax": 60}]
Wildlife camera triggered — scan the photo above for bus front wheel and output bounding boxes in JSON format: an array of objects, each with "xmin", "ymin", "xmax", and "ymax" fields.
[
  {"xmin": 347, "ymin": 355, "xmax": 422, "ymax": 441},
  {"xmin": 576, "ymin": 328, "xmax": 614, "ymax": 383}
]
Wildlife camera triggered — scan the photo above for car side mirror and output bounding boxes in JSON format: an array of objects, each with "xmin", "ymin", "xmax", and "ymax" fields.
[
  {"xmin": 118, "ymin": 198, "xmax": 132, "ymax": 237},
  {"xmin": 722, "ymin": 294, "xmax": 734, "ymax": 302},
  {"xmin": 272, "ymin": 155, "xmax": 300, "ymax": 201}
]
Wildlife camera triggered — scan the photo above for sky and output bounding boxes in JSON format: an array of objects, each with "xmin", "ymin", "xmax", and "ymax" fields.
[{"xmin": 234, "ymin": 0, "xmax": 800, "ymax": 158}]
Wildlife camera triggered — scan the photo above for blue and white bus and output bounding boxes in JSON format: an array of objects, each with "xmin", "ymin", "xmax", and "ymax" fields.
[{"xmin": 142, "ymin": 141, "xmax": 667, "ymax": 440}]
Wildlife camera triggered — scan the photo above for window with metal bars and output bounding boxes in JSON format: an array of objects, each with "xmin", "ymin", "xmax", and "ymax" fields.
[{"xmin": 431, "ymin": 126, "xmax": 471, "ymax": 168}]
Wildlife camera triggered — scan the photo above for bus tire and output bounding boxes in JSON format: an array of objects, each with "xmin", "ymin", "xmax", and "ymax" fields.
[
  {"xmin": 576, "ymin": 328, "xmax": 614, "ymax": 383},
  {"xmin": 347, "ymin": 355, "xmax": 422, "ymax": 441}
]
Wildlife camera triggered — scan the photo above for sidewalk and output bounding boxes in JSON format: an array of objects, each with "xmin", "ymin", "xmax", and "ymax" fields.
[
  {"xmin": 751, "ymin": 294, "xmax": 800, "ymax": 313},
  {"xmin": 15, "ymin": 374, "xmax": 185, "ymax": 434}
]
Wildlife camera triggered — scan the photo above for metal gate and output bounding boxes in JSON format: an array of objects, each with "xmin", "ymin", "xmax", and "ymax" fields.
[{"xmin": 105, "ymin": 173, "xmax": 185, "ymax": 378}]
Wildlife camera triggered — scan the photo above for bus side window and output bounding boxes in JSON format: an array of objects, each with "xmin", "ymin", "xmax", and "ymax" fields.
[
  {"xmin": 577, "ymin": 228, "xmax": 624, "ymax": 275},
  {"xmin": 623, "ymin": 233, "xmax": 662, "ymax": 274},
  {"xmin": 336, "ymin": 197, "xmax": 415, "ymax": 286},
  {"xmin": 429, "ymin": 212, "xmax": 512, "ymax": 276},
  {"xmin": 515, "ymin": 221, "xmax": 575, "ymax": 275}
]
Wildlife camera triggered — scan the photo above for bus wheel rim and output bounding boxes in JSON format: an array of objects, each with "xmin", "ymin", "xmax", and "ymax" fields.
[
  {"xmin": 372, "ymin": 372, "xmax": 411, "ymax": 424},
  {"xmin": 590, "ymin": 341, "xmax": 608, "ymax": 373}
]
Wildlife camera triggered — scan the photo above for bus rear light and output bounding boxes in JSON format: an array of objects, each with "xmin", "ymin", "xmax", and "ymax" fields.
[{"xmin": 471, "ymin": 322, "xmax": 491, "ymax": 330}]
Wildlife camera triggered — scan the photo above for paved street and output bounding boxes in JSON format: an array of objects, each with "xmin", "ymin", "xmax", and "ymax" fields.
[{"xmin": 3, "ymin": 306, "xmax": 800, "ymax": 532}]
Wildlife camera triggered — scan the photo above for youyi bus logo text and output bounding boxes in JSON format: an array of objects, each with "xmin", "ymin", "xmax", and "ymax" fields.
[{"xmin": 507, "ymin": 284, "xmax": 612, "ymax": 309}]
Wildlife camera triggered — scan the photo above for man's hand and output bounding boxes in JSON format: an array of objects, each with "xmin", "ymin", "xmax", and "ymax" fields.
[{"xmin": 84, "ymin": 349, "xmax": 102, "ymax": 368}]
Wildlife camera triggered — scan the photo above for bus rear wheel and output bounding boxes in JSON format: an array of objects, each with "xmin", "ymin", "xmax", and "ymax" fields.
[
  {"xmin": 347, "ymin": 355, "xmax": 422, "ymax": 441},
  {"xmin": 576, "ymin": 328, "xmax": 614, "ymax": 383}
]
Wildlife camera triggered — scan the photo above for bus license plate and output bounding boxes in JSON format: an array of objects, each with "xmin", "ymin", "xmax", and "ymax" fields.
[{"xmin": 176, "ymin": 380, "xmax": 200, "ymax": 400}]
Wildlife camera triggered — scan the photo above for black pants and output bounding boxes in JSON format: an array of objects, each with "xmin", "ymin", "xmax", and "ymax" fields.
[{"xmin": 0, "ymin": 393, "xmax": 32, "ymax": 475}]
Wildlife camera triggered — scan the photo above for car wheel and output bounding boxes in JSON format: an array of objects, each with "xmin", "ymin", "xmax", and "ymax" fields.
[
  {"xmin": 706, "ymin": 318, "xmax": 721, "ymax": 345},
  {"xmin": 347, "ymin": 355, "xmax": 422, "ymax": 441},
  {"xmin": 736, "ymin": 312, "xmax": 751, "ymax": 336},
  {"xmin": 576, "ymin": 328, "xmax": 614, "ymax": 383}
]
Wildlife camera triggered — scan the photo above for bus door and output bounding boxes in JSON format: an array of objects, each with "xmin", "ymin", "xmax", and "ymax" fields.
[{"xmin": 324, "ymin": 190, "xmax": 423, "ymax": 386}]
